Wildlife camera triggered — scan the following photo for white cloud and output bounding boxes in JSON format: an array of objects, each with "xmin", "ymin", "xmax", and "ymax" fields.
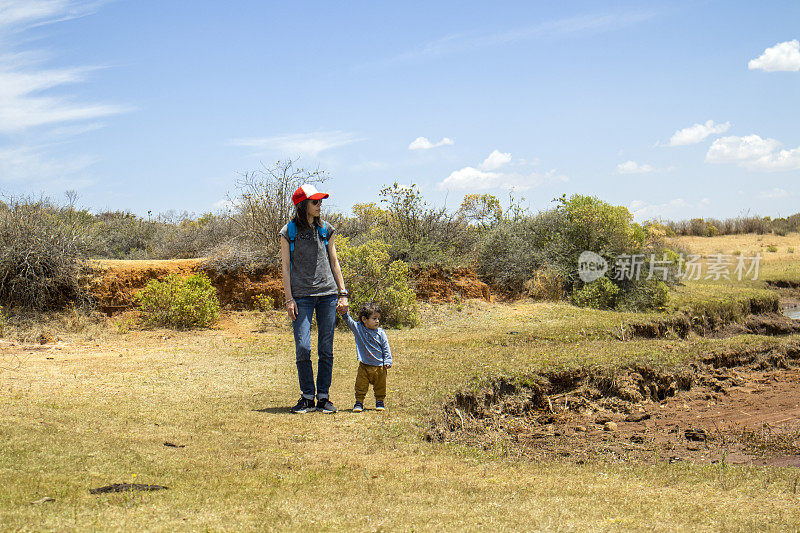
[
  {"xmin": 668, "ymin": 120, "xmax": 730, "ymax": 146},
  {"xmin": 230, "ymin": 131, "xmax": 362, "ymax": 157},
  {"xmin": 439, "ymin": 166, "xmax": 502, "ymax": 190},
  {"xmin": 213, "ymin": 198, "xmax": 235, "ymax": 211},
  {"xmin": 479, "ymin": 149, "xmax": 512, "ymax": 170},
  {"xmin": 383, "ymin": 11, "xmax": 656, "ymax": 65},
  {"xmin": 0, "ymin": 2, "xmax": 124, "ymax": 185},
  {"xmin": 0, "ymin": 3, "xmax": 129, "ymax": 134},
  {"xmin": 628, "ymin": 198, "xmax": 711, "ymax": 220},
  {"xmin": 758, "ymin": 188, "xmax": 789, "ymax": 199},
  {"xmin": 748, "ymin": 40, "xmax": 800, "ymax": 72},
  {"xmin": 705, "ymin": 134, "xmax": 800, "ymax": 171},
  {"xmin": 439, "ymin": 148, "xmax": 567, "ymax": 191},
  {"xmin": 439, "ymin": 156, "xmax": 568, "ymax": 191},
  {"xmin": 408, "ymin": 136, "xmax": 454, "ymax": 150},
  {"xmin": 616, "ymin": 160, "xmax": 654, "ymax": 174},
  {"xmin": 0, "ymin": 1, "xmax": 95, "ymax": 29},
  {"xmin": 0, "ymin": 144, "xmax": 97, "ymax": 182}
]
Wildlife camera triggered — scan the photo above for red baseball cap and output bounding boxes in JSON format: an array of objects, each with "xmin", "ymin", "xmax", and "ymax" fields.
[{"xmin": 292, "ymin": 184, "xmax": 329, "ymax": 205}]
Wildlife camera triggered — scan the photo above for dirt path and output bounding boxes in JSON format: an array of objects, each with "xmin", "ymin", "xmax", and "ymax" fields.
[{"xmin": 436, "ymin": 345, "xmax": 800, "ymax": 466}]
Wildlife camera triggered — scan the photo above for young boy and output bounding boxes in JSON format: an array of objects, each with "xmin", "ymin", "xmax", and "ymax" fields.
[{"xmin": 341, "ymin": 302, "xmax": 392, "ymax": 412}]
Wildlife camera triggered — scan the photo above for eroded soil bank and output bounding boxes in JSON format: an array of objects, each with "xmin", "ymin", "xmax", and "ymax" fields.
[
  {"xmin": 431, "ymin": 338, "xmax": 800, "ymax": 466},
  {"xmin": 83, "ymin": 259, "xmax": 491, "ymax": 313}
]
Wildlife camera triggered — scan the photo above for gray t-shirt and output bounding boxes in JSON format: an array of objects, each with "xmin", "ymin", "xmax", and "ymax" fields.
[{"xmin": 279, "ymin": 221, "xmax": 338, "ymax": 298}]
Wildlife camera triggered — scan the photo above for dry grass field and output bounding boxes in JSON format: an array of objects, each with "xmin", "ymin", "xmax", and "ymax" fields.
[
  {"xmin": 671, "ymin": 231, "xmax": 800, "ymax": 259},
  {"xmin": 2, "ymin": 233, "xmax": 800, "ymax": 530}
]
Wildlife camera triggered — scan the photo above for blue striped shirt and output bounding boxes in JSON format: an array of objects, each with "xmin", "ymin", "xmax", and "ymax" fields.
[{"xmin": 342, "ymin": 312, "xmax": 392, "ymax": 367}]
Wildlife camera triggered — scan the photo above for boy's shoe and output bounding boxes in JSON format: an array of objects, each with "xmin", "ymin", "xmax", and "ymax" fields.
[
  {"xmin": 375, "ymin": 400, "xmax": 385, "ymax": 411},
  {"xmin": 353, "ymin": 401, "xmax": 364, "ymax": 412},
  {"xmin": 290, "ymin": 397, "xmax": 316, "ymax": 414},
  {"xmin": 316, "ymin": 398, "xmax": 337, "ymax": 414}
]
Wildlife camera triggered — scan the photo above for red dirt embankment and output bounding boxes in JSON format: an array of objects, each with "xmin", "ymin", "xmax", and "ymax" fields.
[{"xmin": 84, "ymin": 259, "xmax": 490, "ymax": 314}]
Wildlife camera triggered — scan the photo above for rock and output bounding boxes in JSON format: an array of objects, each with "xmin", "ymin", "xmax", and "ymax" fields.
[
  {"xmin": 595, "ymin": 415, "xmax": 613, "ymax": 424},
  {"xmin": 649, "ymin": 383, "xmax": 659, "ymax": 401},
  {"xmin": 625, "ymin": 413, "xmax": 651, "ymax": 422},
  {"xmin": 89, "ymin": 483, "xmax": 168, "ymax": 494},
  {"xmin": 603, "ymin": 421, "xmax": 617, "ymax": 432},
  {"xmin": 574, "ymin": 425, "xmax": 587, "ymax": 433},
  {"xmin": 685, "ymin": 428, "xmax": 707, "ymax": 442},
  {"xmin": 630, "ymin": 434, "xmax": 645, "ymax": 444}
]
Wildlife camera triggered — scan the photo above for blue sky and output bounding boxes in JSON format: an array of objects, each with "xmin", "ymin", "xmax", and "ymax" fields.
[{"xmin": 1, "ymin": 0, "xmax": 798, "ymax": 220}]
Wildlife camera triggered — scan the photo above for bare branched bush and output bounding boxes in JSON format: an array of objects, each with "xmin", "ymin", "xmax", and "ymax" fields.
[
  {"xmin": 0, "ymin": 197, "xmax": 87, "ymax": 310},
  {"xmin": 230, "ymin": 159, "xmax": 328, "ymax": 261},
  {"xmin": 148, "ymin": 212, "xmax": 238, "ymax": 259},
  {"xmin": 202, "ymin": 241, "xmax": 275, "ymax": 274},
  {"xmin": 84, "ymin": 210, "xmax": 157, "ymax": 258}
]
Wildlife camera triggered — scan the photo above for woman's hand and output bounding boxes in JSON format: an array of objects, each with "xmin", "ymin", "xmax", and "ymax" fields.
[
  {"xmin": 336, "ymin": 296, "xmax": 349, "ymax": 315},
  {"xmin": 285, "ymin": 299, "xmax": 297, "ymax": 321}
]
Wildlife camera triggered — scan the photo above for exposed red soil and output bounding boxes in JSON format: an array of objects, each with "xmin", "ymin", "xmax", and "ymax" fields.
[
  {"xmin": 433, "ymin": 339, "xmax": 800, "ymax": 466},
  {"xmin": 409, "ymin": 266, "xmax": 491, "ymax": 302},
  {"xmin": 84, "ymin": 259, "xmax": 491, "ymax": 314}
]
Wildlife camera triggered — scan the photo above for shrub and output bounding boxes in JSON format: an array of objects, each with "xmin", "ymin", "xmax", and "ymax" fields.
[
  {"xmin": 377, "ymin": 183, "xmax": 476, "ymax": 266},
  {"xmin": 617, "ymin": 280, "xmax": 669, "ymax": 312},
  {"xmin": 457, "ymin": 194, "xmax": 503, "ymax": 229},
  {"xmin": 147, "ymin": 212, "xmax": 238, "ymax": 259},
  {"xmin": 134, "ymin": 273, "xmax": 220, "ymax": 329},
  {"xmin": 0, "ymin": 198, "xmax": 87, "ymax": 310},
  {"xmin": 557, "ymin": 194, "xmax": 639, "ymax": 258},
  {"xmin": 202, "ymin": 241, "xmax": 274, "ymax": 274},
  {"xmin": 478, "ymin": 195, "xmax": 678, "ymax": 312},
  {"xmin": 766, "ymin": 245, "xmax": 778, "ymax": 253},
  {"xmin": 571, "ymin": 277, "xmax": 620, "ymax": 310},
  {"xmin": 253, "ymin": 294, "xmax": 280, "ymax": 331},
  {"xmin": 523, "ymin": 268, "xmax": 565, "ymax": 300},
  {"xmin": 476, "ymin": 209, "xmax": 567, "ymax": 294},
  {"xmin": 336, "ymin": 236, "xmax": 418, "ymax": 328}
]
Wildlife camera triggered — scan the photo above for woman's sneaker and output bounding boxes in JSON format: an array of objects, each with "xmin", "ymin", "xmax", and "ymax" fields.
[
  {"xmin": 353, "ymin": 401, "xmax": 364, "ymax": 412},
  {"xmin": 316, "ymin": 398, "xmax": 337, "ymax": 414},
  {"xmin": 375, "ymin": 400, "xmax": 385, "ymax": 411},
  {"xmin": 290, "ymin": 397, "xmax": 316, "ymax": 414}
]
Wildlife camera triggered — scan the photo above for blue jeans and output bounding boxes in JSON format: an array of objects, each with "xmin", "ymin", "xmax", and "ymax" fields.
[{"xmin": 292, "ymin": 295, "xmax": 337, "ymax": 400}]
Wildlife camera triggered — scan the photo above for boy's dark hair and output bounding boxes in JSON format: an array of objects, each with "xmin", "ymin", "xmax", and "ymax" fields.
[{"xmin": 359, "ymin": 302, "xmax": 381, "ymax": 321}]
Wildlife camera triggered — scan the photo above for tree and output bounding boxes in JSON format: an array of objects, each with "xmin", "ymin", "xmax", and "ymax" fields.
[
  {"xmin": 231, "ymin": 159, "xmax": 328, "ymax": 259},
  {"xmin": 457, "ymin": 194, "xmax": 502, "ymax": 229}
]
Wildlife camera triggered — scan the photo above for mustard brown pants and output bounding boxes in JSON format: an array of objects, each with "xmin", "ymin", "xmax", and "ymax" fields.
[{"xmin": 355, "ymin": 362, "xmax": 387, "ymax": 402}]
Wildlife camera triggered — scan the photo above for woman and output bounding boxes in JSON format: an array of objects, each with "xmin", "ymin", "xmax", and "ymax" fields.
[{"xmin": 280, "ymin": 184, "xmax": 349, "ymax": 414}]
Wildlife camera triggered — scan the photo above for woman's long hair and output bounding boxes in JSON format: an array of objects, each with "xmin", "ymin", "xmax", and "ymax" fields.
[{"xmin": 292, "ymin": 199, "xmax": 321, "ymax": 231}]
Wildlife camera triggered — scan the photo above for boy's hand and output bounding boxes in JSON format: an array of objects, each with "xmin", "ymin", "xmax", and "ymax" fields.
[
  {"xmin": 337, "ymin": 296, "xmax": 349, "ymax": 315},
  {"xmin": 384, "ymin": 364, "xmax": 391, "ymax": 369}
]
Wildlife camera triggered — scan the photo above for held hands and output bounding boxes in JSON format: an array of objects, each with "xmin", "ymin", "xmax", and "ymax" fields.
[{"xmin": 336, "ymin": 296, "xmax": 349, "ymax": 315}]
